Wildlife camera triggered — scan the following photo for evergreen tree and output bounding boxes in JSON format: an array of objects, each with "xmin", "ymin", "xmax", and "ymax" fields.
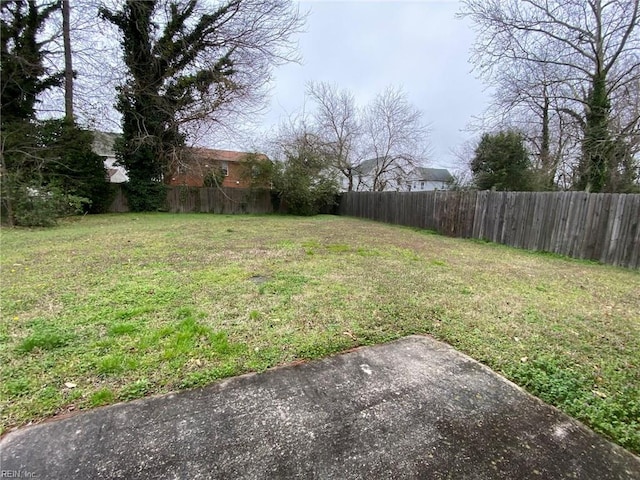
[
  {"xmin": 1, "ymin": 0, "xmax": 62, "ymax": 170},
  {"xmin": 1, "ymin": 1, "xmax": 109, "ymax": 224},
  {"xmin": 1, "ymin": 0, "xmax": 63, "ymax": 224},
  {"xmin": 101, "ymin": 0, "xmax": 238, "ymax": 211},
  {"xmin": 272, "ymin": 132, "xmax": 339, "ymax": 216},
  {"xmin": 1, "ymin": 0, "xmax": 62, "ymax": 124},
  {"xmin": 39, "ymin": 120, "xmax": 113, "ymax": 213},
  {"xmin": 471, "ymin": 130, "xmax": 534, "ymax": 191}
]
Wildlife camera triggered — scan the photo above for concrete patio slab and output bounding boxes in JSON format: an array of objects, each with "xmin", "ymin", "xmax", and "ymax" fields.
[{"xmin": 1, "ymin": 335, "xmax": 639, "ymax": 479}]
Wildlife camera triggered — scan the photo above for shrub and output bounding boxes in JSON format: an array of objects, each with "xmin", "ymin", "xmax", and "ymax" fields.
[
  {"xmin": 3, "ymin": 176, "xmax": 90, "ymax": 227},
  {"xmin": 272, "ymin": 152, "xmax": 339, "ymax": 216}
]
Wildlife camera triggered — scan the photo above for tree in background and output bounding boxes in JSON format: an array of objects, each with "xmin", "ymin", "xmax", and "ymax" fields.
[
  {"xmin": 1, "ymin": 0, "xmax": 62, "ymax": 124},
  {"xmin": 101, "ymin": 0, "xmax": 304, "ymax": 211},
  {"xmin": 360, "ymin": 86, "xmax": 429, "ymax": 191},
  {"xmin": 304, "ymin": 83, "xmax": 430, "ymax": 192},
  {"xmin": 461, "ymin": 0, "xmax": 640, "ymax": 192},
  {"xmin": 271, "ymin": 123, "xmax": 339, "ymax": 216},
  {"xmin": 575, "ymin": 74, "xmax": 614, "ymax": 192},
  {"xmin": 307, "ymin": 82, "xmax": 361, "ymax": 192},
  {"xmin": 1, "ymin": 0, "xmax": 61, "ymax": 187},
  {"xmin": 238, "ymin": 152, "xmax": 274, "ymax": 191},
  {"xmin": 1, "ymin": 0, "xmax": 107, "ymax": 225},
  {"xmin": 38, "ymin": 119, "xmax": 113, "ymax": 212},
  {"xmin": 471, "ymin": 131, "xmax": 534, "ymax": 191},
  {"xmin": 607, "ymin": 136, "xmax": 640, "ymax": 192}
]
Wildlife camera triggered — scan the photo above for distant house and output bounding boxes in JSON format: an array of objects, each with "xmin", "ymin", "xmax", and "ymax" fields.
[
  {"xmin": 92, "ymin": 131, "xmax": 128, "ymax": 183},
  {"xmin": 342, "ymin": 158, "xmax": 413, "ymax": 192},
  {"xmin": 168, "ymin": 148, "xmax": 269, "ymax": 188},
  {"xmin": 90, "ymin": 131, "xmax": 267, "ymax": 188},
  {"xmin": 341, "ymin": 161, "xmax": 452, "ymax": 192},
  {"xmin": 406, "ymin": 167, "xmax": 453, "ymax": 191},
  {"xmin": 105, "ymin": 167, "xmax": 128, "ymax": 184}
]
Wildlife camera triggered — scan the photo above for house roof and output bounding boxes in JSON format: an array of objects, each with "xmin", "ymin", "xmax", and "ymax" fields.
[
  {"xmin": 92, "ymin": 131, "xmax": 119, "ymax": 157},
  {"xmin": 188, "ymin": 148, "xmax": 266, "ymax": 163},
  {"xmin": 90, "ymin": 131, "xmax": 266, "ymax": 164},
  {"xmin": 412, "ymin": 167, "xmax": 453, "ymax": 183},
  {"xmin": 354, "ymin": 158, "xmax": 379, "ymax": 175},
  {"xmin": 354, "ymin": 159, "xmax": 441, "ymax": 179}
]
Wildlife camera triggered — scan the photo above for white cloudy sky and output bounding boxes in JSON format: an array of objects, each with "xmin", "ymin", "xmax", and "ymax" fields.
[{"xmin": 255, "ymin": 0, "xmax": 493, "ymax": 171}]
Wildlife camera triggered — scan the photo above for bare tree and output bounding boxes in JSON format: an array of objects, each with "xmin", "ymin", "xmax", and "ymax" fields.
[
  {"xmin": 479, "ymin": 60, "xmax": 582, "ymax": 189},
  {"xmin": 307, "ymin": 81, "xmax": 362, "ymax": 191},
  {"xmin": 460, "ymin": 0, "xmax": 640, "ymax": 192},
  {"xmin": 274, "ymin": 85, "xmax": 429, "ymax": 193},
  {"xmin": 361, "ymin": 86, "xmax": 430, "ymax": 191},
  {"xmin": 29, "ymin": 0, "xmax": 125, "ymax": 131}
]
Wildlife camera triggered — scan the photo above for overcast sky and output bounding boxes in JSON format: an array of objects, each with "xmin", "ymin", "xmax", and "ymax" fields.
[{"xmin": 255, "ymin": 0, "xmax": 493, "ymax": 171}]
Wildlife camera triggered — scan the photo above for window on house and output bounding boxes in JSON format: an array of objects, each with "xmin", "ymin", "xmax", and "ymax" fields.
[
  {"xmin": 420, "ymin": 181, "xmax": 425, "ymax": 190},
  {"xmin": 220, "ymin": 161, "xmax": 229, "ymax": 176}
]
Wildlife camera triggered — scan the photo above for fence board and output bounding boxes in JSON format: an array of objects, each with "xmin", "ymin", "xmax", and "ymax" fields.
[
  {"xmin": 529, "ymin": 193, "xmax": 544, "ymax": 251},
  {"xmin": 107, "ymin": 184, "xmax": 129, "ymax": 213},
  {"xmin": 566, "ymin": 192, "xmax": 586, "ymax": 258},
  {"xmin": 601, "ymin": 194, "xmax": 620, "ymax": 264},
  {"xmin": 630, "ymin": 195, "xmax": 640, "ymax": 269},
  {"xmin": 578, "ymin": 193, "xmax": 599, "ymax": 260},
  {"xmin": 108, "ymin": 185, "xmax": 273, "ymax": 215},
  {"xmin": 613, "ymin": 195, "xmax": 631, "ymax": 267},
  {"xmin": 339, "ymin": 191, "xmax": 640, "ymax": 269}
]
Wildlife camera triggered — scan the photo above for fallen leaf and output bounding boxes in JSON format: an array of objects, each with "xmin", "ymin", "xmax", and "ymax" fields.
[{"xmin": 343, "ymin": 331, "xmax": 356, "ymax": 340}]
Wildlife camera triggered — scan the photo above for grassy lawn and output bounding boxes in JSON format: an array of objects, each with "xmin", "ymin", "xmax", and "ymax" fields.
[{"xmin": 1, "ymin": 213, "xmax": 638, "ymax": 453}]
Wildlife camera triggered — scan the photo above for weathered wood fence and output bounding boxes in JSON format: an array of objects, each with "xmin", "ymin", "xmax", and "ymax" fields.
[
  {"xmin": 108, "ymin": 185, "xmax": 273, "ymax": 214},
  {"xmin": 339, "ymin": 191, "xmax": 640, "ymax": 269}
]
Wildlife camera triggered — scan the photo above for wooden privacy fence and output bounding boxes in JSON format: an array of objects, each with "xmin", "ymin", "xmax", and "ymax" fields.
[
  {"xmin": 165, "ymin": 186, "xmax": 272, "ymax": 214},
  {"xmin": 339, "ymin": 191, "xmax": 640, "ymax": 269},
  {"xmin": 108, "ymin": 184, "xmax": 129, "ymax": 213},
  {"xmin": 108, "ymin": 185, "xmax": 273, "ymax": 214}
]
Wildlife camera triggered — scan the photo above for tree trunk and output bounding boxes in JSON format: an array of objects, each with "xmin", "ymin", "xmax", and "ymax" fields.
[
  {"xmin": 540, "ymin": 88, "xmax": 552, "ymax": 187},
  {"xmin": 62, "ymin": 0, "xmax": 74, "ymax": 123},
  {"xmin": 580, "ymin": 69, "xmax": 612, "ymax": 193},
  {"xmin": 0, "ymin": 156, "xmax": 15, "ymax": 226}
]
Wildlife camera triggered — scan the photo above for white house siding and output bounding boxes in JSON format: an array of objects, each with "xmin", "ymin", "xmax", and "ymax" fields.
[
  {"xmin": 410, "ymin": 180, "xmax": 449, "ymax": 191},
  {"xmin": 104, "ymin": 158, "xmax": 129, "ymax": 183}
]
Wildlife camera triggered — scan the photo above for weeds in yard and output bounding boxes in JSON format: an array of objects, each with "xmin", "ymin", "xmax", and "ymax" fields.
[
  {"xmin": 17, "ymin": 329, "xmax": 71, "ymax": 353},
  {"xmin": 90, "ymin": 388, "xmax": 115, "ymax": 407},
  {"xmin": 505, "ymin": 356, "xmax": 640, "ymax": 452}
]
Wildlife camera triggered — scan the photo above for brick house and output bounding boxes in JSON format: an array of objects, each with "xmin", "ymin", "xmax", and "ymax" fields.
[{"xmin": 167, "ymin": 148, "xmax": 269, "ymax": 188}]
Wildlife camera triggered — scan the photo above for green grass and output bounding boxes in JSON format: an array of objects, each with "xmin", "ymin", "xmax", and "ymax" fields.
[{"xmin": 1, "ymin": 213, "xmax": 639, "ymax": 453}]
